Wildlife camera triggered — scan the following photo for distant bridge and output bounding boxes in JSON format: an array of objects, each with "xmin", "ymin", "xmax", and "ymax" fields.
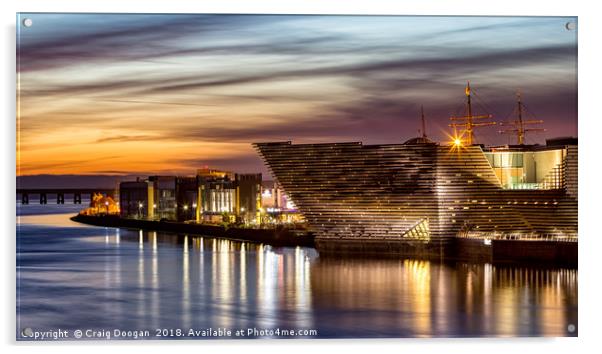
[{"xmin": 16, "ymin": 188, "xmax": 117, "ymax": 204}]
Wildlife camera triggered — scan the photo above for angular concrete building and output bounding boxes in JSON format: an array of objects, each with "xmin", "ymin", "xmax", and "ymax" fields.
[{"xmin": 253, "ymin": 138, "xmax": 578, "ymax": 257}]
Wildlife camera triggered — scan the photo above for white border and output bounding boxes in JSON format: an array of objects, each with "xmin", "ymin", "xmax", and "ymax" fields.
[{"xmin": 3, "ymin": 1, "xmax": 600, "ymax": 353}]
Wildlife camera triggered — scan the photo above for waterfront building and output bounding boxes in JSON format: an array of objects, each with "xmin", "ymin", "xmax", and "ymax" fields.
[
  {"xmin": 261, "ymin": 181, "xmax": 283, "ymax": 209},
  {"xmin": 119, "ymin": 176, "xmax": 176, "ymax": 220},
  {"xmin": 120, "ymin": 171, "xmax": 245, "ymax": 223},
  {"xmin": 197, "ymin": 168, "xmax": 237, "ymax": 222},
  {"xmin": 197, "ymin": 168, "xmax": 234, "ymax": 180},
  {"xmin": 235, "ymin": 173, "xmax": 262, "ymax": 224},
  {"xmin": 119, "ymin": 179, "xmax": 149, "ymax": 219},
  {"xmin": 148, "ymin": 176, "xmax": 177, "ymax": 220},
  {"xmin": 175, "ymin": 176, "xmax": 199, "ymax": 222},
  {"xmin": 253, "ymin": 84, "xmax": 577, "ymax": 256},
  {"xmin": 480, "ymin": 137, "xmax": 577, "ymax": 194},
  {"xmin": 253, "ymin": 138, "xmax": 578, "ymax": 256},
  {"xmin": 261, "ymin": 181, "xmax": 304, "ymax": 224}
]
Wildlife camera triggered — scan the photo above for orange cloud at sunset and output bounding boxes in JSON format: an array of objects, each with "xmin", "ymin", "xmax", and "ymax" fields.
[{"xmin": 17, "ymin": 14, "xmax": 577, "ymax": 177}]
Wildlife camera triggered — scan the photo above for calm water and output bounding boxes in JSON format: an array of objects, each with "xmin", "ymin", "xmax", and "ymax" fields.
[{"xmin": 16, "ymin": 204, "xmax": 578, "ymax": 339}]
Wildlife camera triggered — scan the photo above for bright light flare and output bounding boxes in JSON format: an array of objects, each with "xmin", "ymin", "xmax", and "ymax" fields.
[{"xmin": 442, "ymin": 130, "xmax": 466, "ymax": 152}]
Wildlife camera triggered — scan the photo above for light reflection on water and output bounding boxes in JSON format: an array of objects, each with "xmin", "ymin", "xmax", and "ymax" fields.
[{"xmin": 16, "ymin": 205, "xmax": 577, "ymax": 338}]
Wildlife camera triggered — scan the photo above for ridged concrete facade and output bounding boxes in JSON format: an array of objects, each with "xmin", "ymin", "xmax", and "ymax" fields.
[{"xmin": 253, "ymin": 141, "xmax": 578, "ymax": 257}]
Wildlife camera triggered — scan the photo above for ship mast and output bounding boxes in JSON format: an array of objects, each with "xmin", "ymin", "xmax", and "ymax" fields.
[
  {"xmin": 420, "ymin": 105, "xmax": 427, "ymax": 138},
  {"xmin": 499, "ymin": 91, "xmax": 545, "ymax": 145},
  {"xmin": 449, "ymin": 82, "xmax": 496, "ymax": 145}
]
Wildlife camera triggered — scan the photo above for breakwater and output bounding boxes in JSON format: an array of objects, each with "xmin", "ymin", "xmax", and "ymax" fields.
[{"xmin": 71, "ymin": 214, "xmax": 314, "ymax": 247}]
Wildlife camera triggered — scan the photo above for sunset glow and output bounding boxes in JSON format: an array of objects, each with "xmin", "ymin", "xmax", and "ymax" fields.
[{"xmin": 17, "ymin": 14, "xmax": 577, "ymax": 176}]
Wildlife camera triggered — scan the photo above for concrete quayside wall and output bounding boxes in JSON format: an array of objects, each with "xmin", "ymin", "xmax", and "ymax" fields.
[
  {"xmin": 454, "ymin": 238, "xmax": 577, "ymax": 266},
  {"xmin": 71, "ymin": 214, "xmax": 576, "ymax": 266},
  {"xmin": 71, "ymin": 214, "xmax": 314, "ymax": 247},
  {"xmin": 315, "ymin": 238, "xmax": 576, "ymax": 266}
]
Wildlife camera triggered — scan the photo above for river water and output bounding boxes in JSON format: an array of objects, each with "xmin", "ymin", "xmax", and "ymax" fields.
[{"xmin": 16, "ymin": 204, "xmax": 578, "ymax": 339}]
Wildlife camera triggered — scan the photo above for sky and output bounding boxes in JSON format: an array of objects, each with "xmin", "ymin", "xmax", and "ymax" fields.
[{"xmin": 17, "ymin": 14, "xmax": 577, "ymax": 178}]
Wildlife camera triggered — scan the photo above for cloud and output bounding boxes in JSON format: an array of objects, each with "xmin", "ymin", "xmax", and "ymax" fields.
[
  {"xmin": 18, "ymin": 155, "xmax": 123, "ymax": 175},
  {"xmin": 95, "ymin": 135, "xmax": 158, "ymax": 143},
  {"xmin": 18, "ymin": 14, "xmax": 281, "ymax": 72},
  {"xmin": 172, "ymin": 154, "xmax": 270, "ymax": 175},
  {"xmin": 17, "ymin": 15, "xmax": 578, "ymax": 175}
]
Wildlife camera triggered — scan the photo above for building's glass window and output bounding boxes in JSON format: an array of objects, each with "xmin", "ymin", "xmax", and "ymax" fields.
[{"xmin": 484, "ymin": 150, "xmax": 564, "ymax": 190}]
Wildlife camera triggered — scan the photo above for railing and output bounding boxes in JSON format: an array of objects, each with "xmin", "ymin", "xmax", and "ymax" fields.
[
  {"xmin": 504, "ymin": 183, "xmax": 540, "ymax": 190},
  {"xmin": 501, "ymin": 162, "xmax": 565, "ymax": 190},
  {"xmin": 458, "ymin": 231, "xmax": 578, "ymax": 242}
]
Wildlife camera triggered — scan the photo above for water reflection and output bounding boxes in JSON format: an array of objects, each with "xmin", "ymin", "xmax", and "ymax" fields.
[
  {"xmin": 182, "ymin": 235, "xmax": 190, "ymax": 329},
  {"xmin": 137, "ymin": 229, "xmax": 145, "ymax": 326},
  {"xmin": 16, "ymin": 209, "xmax": 577, "ymax": 338},
  {"xmin": 310, "ymin": 258, "xmax": 577, "ymax": 337}
]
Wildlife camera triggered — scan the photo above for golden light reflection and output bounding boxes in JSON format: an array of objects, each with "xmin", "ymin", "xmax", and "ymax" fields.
[
  {"xmin": 309, "ymin": 258, "xmax": 576, "ymax": 337},
  {"xmin": 182, "ymin": 235, "xmax": 190, "ymax": 329},
  {"xmin": 211, "ymin": 239, "xmax": 233, "ymax": 328},
  {"xmin": 198, "ymin": 237, "xmax": 205, "ymax": 289},
  {"xmin": 240, "ymin": 243, "xmax": 247, "ymax": 303},
  {"xmin": 405, "ymin": 259, "xmax": 431, "ymax": 336},
  {"xmin": 465, "ymin": 268, "xmax": 473, "ymax": 317},
  {"xmin": 150, "ymin": 231, "xmax": 159, "ymax": 329},
  {"xmin": 137, "ymin": 230, "xmax": 146, "ymax": 323},
  {"xmin": 482, "ymin": 263, "xmax": 493, "ymax": 334},
  {"xmin": 111, "ymin": 228, "xmax": 123, "ymax": 323},
  {"xmin": 257, "ymin": 245, "xmax": 278, "ymax": 328},
  {"xmin": 115, "ymin": 233, "xmax": 576, "ymax": 337},
  {"xmin": 298, "ymin": 248, "xmax": 314, "ymax": 328},
  {"xmin": 295, "ymin": 247, "xmax": 310, "ymax": 318}
]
